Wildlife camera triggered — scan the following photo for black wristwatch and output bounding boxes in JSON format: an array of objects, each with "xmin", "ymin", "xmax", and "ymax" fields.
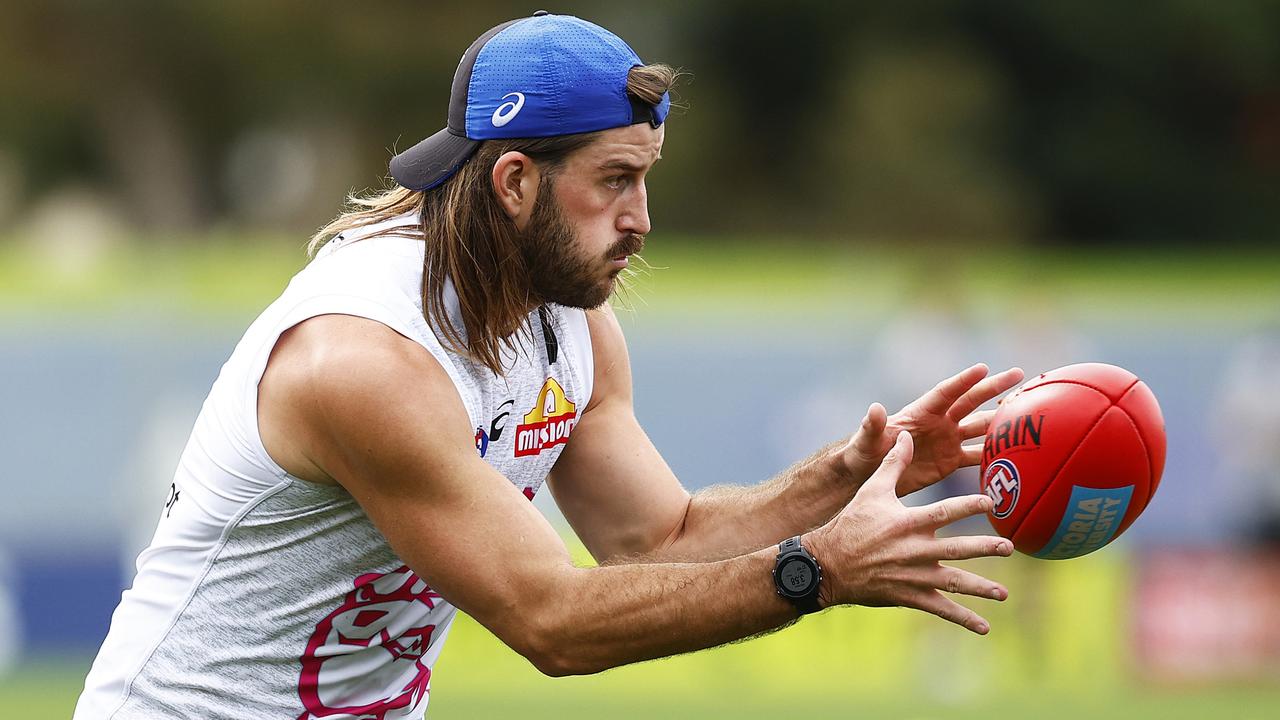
[{"xmin": 773, "ymin": 535, "xmax": 823, "ymax": 615}]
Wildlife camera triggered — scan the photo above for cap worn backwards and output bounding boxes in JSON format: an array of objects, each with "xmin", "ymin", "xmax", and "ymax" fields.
[{"xmin": 389, "ymin": 11, "xmax": 671, "ymax": 192}]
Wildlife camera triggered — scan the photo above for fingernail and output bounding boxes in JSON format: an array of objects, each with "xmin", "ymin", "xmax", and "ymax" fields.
[{"xmin": 977, "ymin": 621, "xmax": 990, "ymax": 634}]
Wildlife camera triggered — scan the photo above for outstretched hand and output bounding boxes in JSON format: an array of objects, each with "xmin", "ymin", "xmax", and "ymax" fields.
[
  {"xmin": 840, "ymin": 364, "xmax": 1024, "ymax": 496},
  {"xmin": 809, "ymin": 432, "xmax": 1013, "ymax": 634}
]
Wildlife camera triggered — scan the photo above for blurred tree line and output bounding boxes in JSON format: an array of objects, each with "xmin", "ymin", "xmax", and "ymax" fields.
[{"xmin": 0, "ymin": 0, "xmax": 1277, "ymax": 244}]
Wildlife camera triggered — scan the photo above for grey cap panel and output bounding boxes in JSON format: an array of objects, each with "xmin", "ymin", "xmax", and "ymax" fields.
[{"xmin": 389, "ymin": 126, "xmax": 479, "ymax": 191}]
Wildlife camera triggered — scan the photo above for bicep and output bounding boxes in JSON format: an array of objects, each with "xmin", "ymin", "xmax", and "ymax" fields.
[
  {"xmin": 547, "ymin": 307, "xmax": 691, "ymax": 563},
  {"xmin": 271, "ymin": 316, "xmax": 573, "ymax": 644},
  {"xmin": 350, "ymin": 440, "xmax": 572, "ymax": 632}
]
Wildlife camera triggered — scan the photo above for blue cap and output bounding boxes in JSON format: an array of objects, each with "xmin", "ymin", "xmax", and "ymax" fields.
[{"xmin": 390, "ymin": 11, "xmax": 671, "ymax": 191}]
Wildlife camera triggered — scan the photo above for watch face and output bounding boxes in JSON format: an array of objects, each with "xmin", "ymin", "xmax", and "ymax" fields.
[{"xmin": 779, "ymin": 557, "xmax": 815, "ymax": 595}]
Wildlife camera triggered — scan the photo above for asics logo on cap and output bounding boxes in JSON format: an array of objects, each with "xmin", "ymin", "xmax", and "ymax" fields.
[{"xmin": 491, "ymin": 92, "xmax": 526, "ymax": 128}]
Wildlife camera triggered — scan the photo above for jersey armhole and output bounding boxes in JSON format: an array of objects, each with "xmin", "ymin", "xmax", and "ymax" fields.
[{"xmin": 559, "ymin": 307, "xmax": 594, "ymax": 410}]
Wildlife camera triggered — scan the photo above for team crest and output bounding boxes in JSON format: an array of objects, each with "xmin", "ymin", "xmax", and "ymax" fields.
[
  {"xmin": 984, "ymin": 459, "xmax": 1021, "ymax": 519},
  {"xmin": 297, "ymin": 566, "xmax": 443, "ymax": 720},
  {"xmin": 514, "ymin": 377, "xmax": 577, "ymax": 457}
]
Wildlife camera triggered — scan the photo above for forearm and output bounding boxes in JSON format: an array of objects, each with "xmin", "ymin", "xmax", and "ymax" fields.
[
  {"xmin": 509, "ymin": 545, "xmax": 798, "ymax": 676},
  {"xmin": 655, "ymin": 439, "xmax": 864, "ymax": 562}
]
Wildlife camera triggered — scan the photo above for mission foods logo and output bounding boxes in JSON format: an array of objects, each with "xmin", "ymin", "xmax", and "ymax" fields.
[{"xmin": 515, "ymin": 378, "xmax": 577, "ymax": 457}]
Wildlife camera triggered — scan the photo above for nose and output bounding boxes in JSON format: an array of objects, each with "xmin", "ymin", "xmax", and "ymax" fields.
[{"xmin": 617, "ymin": 181, "xmax": 651, "ymax": 236}]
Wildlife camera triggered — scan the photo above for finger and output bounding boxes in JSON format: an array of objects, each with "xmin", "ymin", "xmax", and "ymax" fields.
[
  {"xmin": 863, "ymin": 429, "xmax": 914, "ymax": 497},
  {"xmin": 958, "ymin": 409, "xmax": 996, "ymax": 440},
  {"xmin": 960, "ymin": 443, "xmax": 983, "ymax": 467},
  {"xmin": 930, "ymin": 535, "xmax": 1015, "ymax": 562},
  {"xmin": 927, "ymin": 565, "xmax": 1008, "ymax": 601},
  {"xmin": 912, "ymin": 493, "xmax": 993, "ymax": 529},
  {"xmin": 903, "ymin": 589, "xmax": 992, "ymax": 635},
  {"xmin": 946, "ymin": 367, "xmax": 1025, "ymax": 423},
  {"xmin": 915, "ymin": 364, "xmax": 988, "ymax": 415}
]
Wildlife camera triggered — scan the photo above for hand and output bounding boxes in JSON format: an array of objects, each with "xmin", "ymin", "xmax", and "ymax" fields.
[
  {"xmin": 809, "ymin": 432, "xmax": 1013, "ymax": 634},
  {"xmin": 840, "ymin": 363, "xmax": 1024, "ymax": 496}
]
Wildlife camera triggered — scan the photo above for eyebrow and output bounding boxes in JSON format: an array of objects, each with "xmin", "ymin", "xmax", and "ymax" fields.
[{"xmin": 599, "ymin": 155, "xmax": 661, "ymax": 172}]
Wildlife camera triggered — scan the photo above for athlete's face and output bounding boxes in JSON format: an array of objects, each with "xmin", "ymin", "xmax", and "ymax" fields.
[{"xmin": 523, "ymin": 123, "xmax": 664, "ymax": 309}]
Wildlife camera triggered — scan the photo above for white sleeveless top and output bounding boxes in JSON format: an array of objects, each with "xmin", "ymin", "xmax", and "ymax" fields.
[{"xmin": 74, "ymin": 215, "xmax": 595, "ymax": 719}]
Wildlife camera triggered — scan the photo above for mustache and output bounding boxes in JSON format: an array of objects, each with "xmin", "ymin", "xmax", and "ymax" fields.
[{"xmin": 606, "ymin": 233, "xmax": 645, "ymax": 260}]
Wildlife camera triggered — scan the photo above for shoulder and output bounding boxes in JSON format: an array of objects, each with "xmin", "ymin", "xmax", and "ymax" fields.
[
  {"xmin": 271, "ymin": 315, "xmax": 443, "ymax": 388},
  {"xmin": 275, "ymin": 314, "xmax": 463, "ymax": 419},
  {"xmin": 583, "ymin": 304, "xmax": 633, "ymax": 412},
  {"xmin": 259, "ymin": 314, "xmax": 473, "ymax": 483}
]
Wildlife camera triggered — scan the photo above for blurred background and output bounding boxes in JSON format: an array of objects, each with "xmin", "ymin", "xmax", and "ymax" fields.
[{"xmin": 2, "ymin": 0, "xmax": 1279, "ymax": 717}]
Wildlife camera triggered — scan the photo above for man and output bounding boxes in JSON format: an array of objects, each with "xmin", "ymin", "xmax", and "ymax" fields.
[{"xmin": 76, "ymin": 12, "xmax": 1022, "ymax": 719}]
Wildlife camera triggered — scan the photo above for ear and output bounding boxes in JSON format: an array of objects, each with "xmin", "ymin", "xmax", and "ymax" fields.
[{"xmin": 492, "ymin": 151, "xmax": 542, "ymax": 231}]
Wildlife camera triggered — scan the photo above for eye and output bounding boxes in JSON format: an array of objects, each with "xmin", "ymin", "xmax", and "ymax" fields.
[{"xmin": 604, "ymin": 175, "xmax": 628, "ymax": 190}]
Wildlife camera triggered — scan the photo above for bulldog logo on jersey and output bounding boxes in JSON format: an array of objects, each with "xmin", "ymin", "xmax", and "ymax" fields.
[
  {"xmin": 514, "ymin": 377, "xmax": 577, "ymax": 457},
  {"xmin": 297, "ymin": 566, "xmax": 444, "ymax": 720}
]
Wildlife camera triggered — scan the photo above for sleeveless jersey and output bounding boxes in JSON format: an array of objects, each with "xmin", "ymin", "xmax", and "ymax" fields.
[{"xmin": 74, "ymin": 214, "xmax": 595, "ymax": 719}]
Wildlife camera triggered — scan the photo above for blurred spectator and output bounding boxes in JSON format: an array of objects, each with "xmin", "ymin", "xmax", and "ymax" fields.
[
  {"xmin": 984, "ymin": 276, "xmax": 1096, "ymax": 382},
  {"xmin": 868, "ymin": 260, "xmax": 980, "ymax": 510},
  {"xmin": 18, "ymin": 186, "xmax": 126, "ymax": 281},
  {"xmin": 0, "ymin": 548, "xmax": 20, "ymax": 678},
  {"xmin": 1213, "ymin": 324, "xmax": 1280, "ymax": 546}
]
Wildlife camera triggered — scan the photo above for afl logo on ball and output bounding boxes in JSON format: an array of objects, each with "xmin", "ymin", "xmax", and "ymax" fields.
[{"xmin": 984, "ymin": 459, "xmax": 1020, "ymax": 519}]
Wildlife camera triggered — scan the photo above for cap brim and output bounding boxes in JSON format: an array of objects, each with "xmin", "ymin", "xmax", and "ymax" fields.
[{"xmin": 389, "ymin": 127, "xmax": 480, "ymax": 191}]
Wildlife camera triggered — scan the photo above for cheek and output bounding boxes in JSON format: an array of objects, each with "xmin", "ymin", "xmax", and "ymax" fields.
[
  {"xmin": 559, "ymin": 189, "xmax": 619, "ymax": 234},
  {"xmin": 563, "ymin": 187, "xmax": 612, "ymax": 217}
]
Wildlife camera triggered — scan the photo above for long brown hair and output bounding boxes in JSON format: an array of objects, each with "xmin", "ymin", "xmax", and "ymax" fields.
[{"xmin": 310, "ymin": 63, "xmax": 679, "ymax": 374}]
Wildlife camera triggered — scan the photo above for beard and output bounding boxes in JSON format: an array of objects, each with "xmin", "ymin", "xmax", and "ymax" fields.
[{"xmin": 519, "ymin": 187, "xmax": 645, "ymax": 310}]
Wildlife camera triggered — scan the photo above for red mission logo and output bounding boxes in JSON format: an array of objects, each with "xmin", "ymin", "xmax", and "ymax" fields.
[{"xmin": 514, "ymin": 377, "xmax": 577, "ymax": 457}]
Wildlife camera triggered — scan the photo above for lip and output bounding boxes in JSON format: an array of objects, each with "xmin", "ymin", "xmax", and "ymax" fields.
[{"xmin": 611, "ymin": 256, "xmax": 629, "ymax": 269}]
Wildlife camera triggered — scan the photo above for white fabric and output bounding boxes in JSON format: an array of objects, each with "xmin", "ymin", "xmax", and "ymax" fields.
[{"xmin": 75, "ymin": 215, "xmax": 594, "ymax": 719}]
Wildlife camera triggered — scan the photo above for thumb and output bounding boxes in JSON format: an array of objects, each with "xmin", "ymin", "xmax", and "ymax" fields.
[
  {"xmin": 859, "ymin": 403, "xmax": 888, "ymax": 444},
  {"xmin": 847, "ymin": 402, "xmax": 889, "ymax": 459},
  {"xmin": 862, "ymin": 430, "xmax": 913, "ymax": 497}
]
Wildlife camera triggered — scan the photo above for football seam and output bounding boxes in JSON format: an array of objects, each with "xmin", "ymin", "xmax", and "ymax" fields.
[
  {"xmin": 1116, "ymin": 385, "xmax": 1156, "ymax": 514},
  {"xmin": 1005, "ymin": 402, "xmax": 1114, "ymax": 539},
  {"xmin": 1023, "ymin": 377, "xmax": 1139, "ymax": 402},
  {"xmin": 992, "ymin": 375, "xmax": 1143, "ymax": 542}
]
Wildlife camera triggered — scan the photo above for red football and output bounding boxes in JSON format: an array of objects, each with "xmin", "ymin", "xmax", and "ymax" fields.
[{"xmin": 979, "ymin": 363, "xmax": 1166, "ymax": 559}]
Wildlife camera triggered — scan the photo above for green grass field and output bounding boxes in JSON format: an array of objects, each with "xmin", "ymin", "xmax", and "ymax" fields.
[{"xmin": 10, "ymin": 660, "xmax": 1280, "ymax": 719}]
